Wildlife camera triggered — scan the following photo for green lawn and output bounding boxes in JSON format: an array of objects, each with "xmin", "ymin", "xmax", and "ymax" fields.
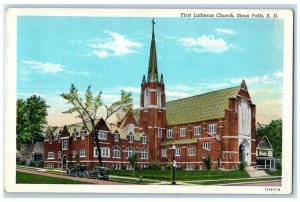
[
  {"xmin": 110, "ymin": 176, "xmax": 160, "ymax": 185},
  {"xmin": 189, "ymin": 177, "xmax": 282, "ymax": 185},
  {"xmin": 266, "ymin": 169, "xmax": 282, "ymax": 176},
  {"xmin": 110, "ymin": 169, "xmax": 249, "ymax": 181},
  {"xmin": 16, "ymin": 172, "xmax": 90, "ymax": 184}
]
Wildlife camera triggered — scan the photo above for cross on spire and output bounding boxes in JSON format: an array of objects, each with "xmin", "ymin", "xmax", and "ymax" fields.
[
  {"xmin": 151, "ymin": 18, "xmax": 155, "ymax": 33},
  {"xmin": 147, "ymin": 18, "xmax": 159, "ymax": 82}
]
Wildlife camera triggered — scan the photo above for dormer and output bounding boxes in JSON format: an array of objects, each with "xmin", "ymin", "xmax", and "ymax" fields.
[
  {"xmin": 81, "ymin": 127, "xmax": 87, "ymax": 140},
  {"xmin": 72, "ymin": 130, "xmax": 78, "ymax": 141},
  {"xmin": 128, "ymin": 133, "xmax": 134, "ymax": 143},
  {"xmin": 114, "ymin": 130, "xmax": 120, "ymax": 142}
]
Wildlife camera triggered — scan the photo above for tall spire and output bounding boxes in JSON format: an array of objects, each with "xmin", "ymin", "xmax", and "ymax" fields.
[{"xmin": 147, "ymin": 18, "xmax": 159, "ymax": 82}]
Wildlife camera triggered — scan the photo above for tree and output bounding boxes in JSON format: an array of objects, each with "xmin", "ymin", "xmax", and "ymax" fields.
[
  {"xmin": 16, "ymin": 95, "xmax": 49, "ymax": 150},
  {"xmin": 60, "ymin": 84, "xmax": 133, "ymax": 166},
  {"xmin": 257, "ymin": 119, "xmax": 282, "ymax": 159},
  {"xmin": 128, "ymin": 153, "xmax": 137, "ymax": 177}
]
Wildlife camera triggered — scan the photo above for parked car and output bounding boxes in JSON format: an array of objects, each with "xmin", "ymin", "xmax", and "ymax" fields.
[
  {"xmin": 66, "ymin": 164, "xmax": 88, "ymax": 177},
  {"xmin": 83, "ymin": 166, "xmax": 109, "ymax": 180}
]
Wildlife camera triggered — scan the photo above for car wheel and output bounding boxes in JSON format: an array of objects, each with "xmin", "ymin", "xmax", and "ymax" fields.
[
  {"xmin": 83, "ymin": 171, "xmax": 89, "ymax": 178},
  {"xmin": 96, "ymin": 173, "xmax": 101, "ymax": 180}
]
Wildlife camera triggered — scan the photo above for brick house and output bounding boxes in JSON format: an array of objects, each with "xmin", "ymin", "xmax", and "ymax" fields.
[{"xmin": 44, "ymin": 19, "xmax": 256, "ymax": 170}]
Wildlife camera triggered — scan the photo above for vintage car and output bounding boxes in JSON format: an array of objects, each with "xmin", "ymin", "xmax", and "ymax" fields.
[
  {"xmin": 83, "ymin": 166, "xmax": 109, "ymax": 180},
  {"xmin": 66, "ymin": 164, "xmax": 88, "ymax": 177}
]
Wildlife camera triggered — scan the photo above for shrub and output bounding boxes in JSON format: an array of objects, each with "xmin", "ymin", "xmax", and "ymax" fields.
[
  {"xmin": 17, "ymin": 160, "xmax": 26, "ymax": 166},
  {"xmin": 35, "ymin": 161, "xmax": 44, "ymax": 168},
  {"xmin": 239, "ymin": 162, "xmax": 247, "ymax": 171},
  {"xmin": 203, "ymin": 156, "xmax": 213, "ymax": 171},
  {"xmin": 148, "ymin": 161, "xmax": 161, "ymax": 170}
]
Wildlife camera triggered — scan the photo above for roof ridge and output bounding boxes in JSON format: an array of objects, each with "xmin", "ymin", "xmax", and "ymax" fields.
[
  {"xmin": 56, "ymin": 118, "xmax": 101, "ymax": 128},
  {"xmin": 166, "ymin": 85, "xmax": 240, "ymax": 104}
]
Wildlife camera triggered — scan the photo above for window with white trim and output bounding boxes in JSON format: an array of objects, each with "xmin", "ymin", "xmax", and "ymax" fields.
[
  {"xmin": 179, "ymin": 128, "xmax": 186, "ymax": 137},
  {"xmin": 62, "ymin": 139, "xmax": 68, "ymax": 150},
  {"xmin": 142, "ymin": 136, "xmax": 147, "ymax": 144},
  {"xmin": 81, "ymin": 130, "xmax": 86, "ymax": 140},
  {"xmin": 80, "ymin": 149, "xmax": 86, "ymax": 157},
  {"xmin": 48, "ymin": 152, "xmax": 55, "ymax": 159},
  {"xmin": 98, "ymin": 130, "xmax": 108, "ymax": 140},
  {"xmin": 140, "ymin": 148, "xmax": 148, "ymax": 159},
  {"xmin": 144, "ymin": 88, "xmax": 150, "ymax": 108},
  {"xmin": 157, "ymin": 89, "xmax": 162, "ymax": 108},
  {"xmin": 94, "ymin": 147, "xmax": 110, "ymax": 158},
  {"xmin": 230, "ymin": 153, "xmax": 233, "ymax": 159},
  {"xmin": 126, "ymin": 147, "xmax": 135, "ymax": 158},
  {"xmin": 73, "ymin": 132, "xmax": 77, "ymax": 141},
  {"xmin": 112, "ymin": 146, "xmax": 121, "ymax": 158},
  {"xmin": 128, "ymin": 134, "xmax": 134, "ymax": 143},
  {"xmin": 158, "ymin": 129, "xmax": 163, "ymax": 138},
  {"xmin": 208, "ymin": 124, "xmax": 217, "ymax": 134},
  {"xmin": 72, "ymin": 150, "xmax": 77, "ymax": 158},
  {"xmin": 161, "ymin": 149, "xmax": 167, "ymax": 157},
  {"xmin": 114, "ymin": 133, "xmax": 119, "ymax": 142},
  {"xmin": 58, "ymin": 151, "xmax": 61, "ymax": 159},
  {"xmin": 175, "ymin": 148, "xmax": 181, "ymax": 156},
  {"xmin": 188, "ymin": 147, "xmax": 196, "ymax": 156},
  {"xmin": 222, "ymin": 153, "xmax": 226, "ymax": 159},
  {"xmin": 194, "ymin": 126, "xmax": 201, "ymax": 136},
  {"xmin": 167, "ymin": 129, "xmax": 173, "ymax": 138},
  {"xmin": 203, "ymin": 142, "xmax": 211, "ymax": 151}
]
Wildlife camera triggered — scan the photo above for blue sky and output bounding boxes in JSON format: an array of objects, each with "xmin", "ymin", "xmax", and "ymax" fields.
[{"xmin": 17, "ymin": 17, "xmax": 284, "ymax": 126}]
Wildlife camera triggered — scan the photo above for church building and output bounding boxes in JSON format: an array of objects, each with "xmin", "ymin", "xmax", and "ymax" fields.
[{"xmin": 44, "ymin": 19, "xmax": 257, "ymax": 170}]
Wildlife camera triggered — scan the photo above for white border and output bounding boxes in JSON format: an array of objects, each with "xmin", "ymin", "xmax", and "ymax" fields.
[{"xmin": 4, "ymin": 8, "xmax": 293, "ymax": 194}]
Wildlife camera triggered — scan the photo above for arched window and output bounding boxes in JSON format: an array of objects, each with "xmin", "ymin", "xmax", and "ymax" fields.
[
  {"xmin": 126, "ymin": 124, "xmax": 135, "ymax": 134},
  {"xmin": 144, "ymin": 88, "xmax": 150, "ymax": 108},
  {"xmin": 112, "ymin": 146, "xmax": 121, "ymax": 158},
  {"xmin": 157, "ymin": 88, "xmax": 162, "ymax": 108},
  {"xmin": 238, "ymin": 101, "xmax": 251, "ymax": 136},
  {"xmin": 127, "ymin": 147, "xmax": 136, "ymax": 158},
  {"xmin": 140, "ymin": 148, "xmax": 148, "ymax": 159}
]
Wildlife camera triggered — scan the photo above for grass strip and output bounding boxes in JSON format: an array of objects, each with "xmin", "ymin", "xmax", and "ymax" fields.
[
  {"xmin": 16, "ymin": 171, "xmax": 90, "ymax": 184},
  {"xmin": 189, "ymin": 177, "xmax": 281, "ymax": 185}
]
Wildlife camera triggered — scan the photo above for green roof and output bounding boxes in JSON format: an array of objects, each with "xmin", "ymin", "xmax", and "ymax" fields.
[
  {"xmin": 166, "ymin": 86, "xmax": 240, "ymax": 125},
  {"xmin": 161, "ymin": 138, "xmax": 198, "ymax": 146}
]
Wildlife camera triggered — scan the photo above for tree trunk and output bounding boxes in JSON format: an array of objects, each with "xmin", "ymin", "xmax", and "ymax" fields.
[{"xmin": 94, "ymin": 130, "xmax": 103, "ymax": 167}]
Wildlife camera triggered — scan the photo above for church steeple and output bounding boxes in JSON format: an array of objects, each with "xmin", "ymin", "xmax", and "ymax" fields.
[{"xmin": 147, "ymin": 18, "xmax": 159, "ymax": 82}]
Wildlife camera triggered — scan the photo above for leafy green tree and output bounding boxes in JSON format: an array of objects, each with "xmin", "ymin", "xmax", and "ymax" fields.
[
  {"xmin": 60, "ymin": 84, "xmax": 132, "ymax": 166},
  {"xmin": 257, "ymin": 119, "xmax": 282, "ymax": 159},
  {"xmin": 16, "ymin": 95, "xmax": 49, "ymax": 150}
]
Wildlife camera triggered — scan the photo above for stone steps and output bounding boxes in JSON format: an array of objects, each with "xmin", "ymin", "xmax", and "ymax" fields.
[{"xmin": 246, "ymin": 166, "xmax": 270, "ymax": 178}]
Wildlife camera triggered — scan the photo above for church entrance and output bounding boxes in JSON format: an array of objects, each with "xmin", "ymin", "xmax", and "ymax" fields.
[
  {"xmin": 62, "ymin": 156, "xmax": 68, "ymax": 170},
  {"xmin": 239, "ymin": 144, "xmax": 245, "ymax": 163},
  {"xmin": 239, "ymin": 139, "xmax": 251, "ymax": 165}
]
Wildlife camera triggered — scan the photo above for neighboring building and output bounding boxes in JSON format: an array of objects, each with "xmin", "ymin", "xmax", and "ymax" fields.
[
  {"xmin": 256, "ymin": 136, "xmax": 276, "ymax": 169},
  {"xmin": 32, "ymin": 142, "xmax": 45, "ymax": 162},
  {"xmin": 18, "ymin": 144, "xmax": 34, "ymax": 165},
  {"xmin": 44, "ymin": 19, "xmax": 257, "ymax": 170}
]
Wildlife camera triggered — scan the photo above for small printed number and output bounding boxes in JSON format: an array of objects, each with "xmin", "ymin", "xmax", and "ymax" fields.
[{"xmin": 265, "ymin": 188, "xmax": 280, "ymax": 192}]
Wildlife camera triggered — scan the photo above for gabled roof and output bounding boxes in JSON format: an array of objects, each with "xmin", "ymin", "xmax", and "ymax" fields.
[
  {"xmin": 32, "ymin": 142, "xmax": 45, "ymax": 153},
  {"xmin": 166, "ymin": 86, "xmax": 240, "ymax": 125},
  {"xmin": 257, "ymin": 135, "xmax": 273, "ymax": 149}
]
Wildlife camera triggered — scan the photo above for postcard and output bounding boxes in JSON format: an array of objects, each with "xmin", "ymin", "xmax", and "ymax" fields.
[{"xmin": 4, "ymin": 8, "xmax": 293, "ymax": 194}]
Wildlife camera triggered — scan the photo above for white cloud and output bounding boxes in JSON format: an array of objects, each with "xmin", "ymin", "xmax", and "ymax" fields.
[
  {"xmin": 205, "ymin": 82, "xmax": 229, "ymax": 90},
  {"xmin": 178, "ymin": 35, "xmax": 234, "ymax": 53},
  {"xmin": 273, "ymin": 71, "xmax": 283, "ymax": 78},
  {"xmin": 228, "ymin": 74, "xmax": 274, "ymax": 85},
  {"xmin": 22, "ymin": 60, "xmax": 65, "ymax": 73},
  {"xmin": 87, "ymin": 31, "xmax": 143, "ymax": 58},
  {"xmin": 22, "ymin": 60, "xmax": 90, "ymax": 76},
  {"xmin": 215, "ymin": 28, "xmax": 236, "ymax": 35}
]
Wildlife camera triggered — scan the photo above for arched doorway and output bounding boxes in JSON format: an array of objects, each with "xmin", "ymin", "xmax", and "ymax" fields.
[
  {"xmin": 239, "ymin": 144, "xmax": 245, "ymax": 163},
  {"xmin": 239, "ymin": 139, "xmax": 251, "ymax": 165},
  {"xmin": 62, "ymin": 155, "xmax": 68, "ymax": 170}
]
